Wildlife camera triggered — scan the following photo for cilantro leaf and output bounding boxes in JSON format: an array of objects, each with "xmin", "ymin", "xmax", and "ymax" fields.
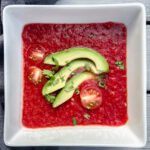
[
  {"xmin": 97, "ymin": 74, "xmax": 105, "ymax": 81},
  {"xmin": 99, "ymin": 74, "xmax": 105, "ymax": 79},
  {"xmin": 98, "ymin": 80, "xmax": 107, "ymax": 90},
  {"xmin": 48, "ymin": 76, "xmax": 55, "ymax": 85},
  {"xmin": 72, "ymin": 117, "xmax": 77, "ymax": 126},
  {"xmin": 45, "ymin": 94, "xmax": 55, "ymax": 103},
  {"xmin": 65, "ymin": 84, "xmax": 75, "ymax": 92},
  {"xmin": 52, "ymin": 57, "xmax": 59, "ymax": 72},
  {"xmin": 71, "ymin": 72, "xmax": 76, "ymax": 75},
  {"xmin": 60, "ymin": 76, "xmax": 65, "ymax": 82},
  {"xmin": 86, "ymin": 106, "xmax": 91, "ymax": 109},
  {"xmin": 115, "ymin": 60, "xmax": 123, "ymax": 65},
  {"xmin": 59, "ymin": 73, "xmax": 65, "ymax": 82},
  {"xmin": 76, "ymin": 88, "xmax": 80, "ymax": 95},
  {"xmin": 42, "ymin": 69, "xmax": 54, "ymax": 79},
  {"xmin": 115, "ymin": 60, "xmax": 125, "ymax": 70},
  {"xmin": 84, "ymin": 114, "xmax": 90, "ymax": 120},
  {"xmin": 119, "ymin": 65, "xmax": 124, "ymax": 70},
  {"xmin": 52, "ymin": 78, "xmax": 60, "ymax": 86},
  {"xmin": 88, "ymin": 34, "xmax": 94, "ymax": 38}
]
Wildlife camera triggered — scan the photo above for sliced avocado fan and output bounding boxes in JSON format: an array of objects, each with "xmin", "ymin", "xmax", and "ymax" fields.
[
  {"xmin": 42, "ymin": 59, "xmax": 99, "ymax": 96},
  {"xmin": 44, "ymin": 47, "xmax": 109, "ymax": 73},
  {"xmin": 53, "ymin": 72, "xmax": 95, "ymax": 108}
]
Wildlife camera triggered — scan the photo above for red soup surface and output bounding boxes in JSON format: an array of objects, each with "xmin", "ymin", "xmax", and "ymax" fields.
[{"xmin": 22, "ymin": 23, "xmax": 128, "ymax": 128}]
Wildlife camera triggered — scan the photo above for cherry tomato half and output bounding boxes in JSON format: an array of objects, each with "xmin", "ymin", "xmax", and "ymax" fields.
[
  {"xmin": 28, "ymin": 66, "xmax": 43, "ymax": 85},
  {"xmin": 28, "ymin": 44, "xmax": 45, "ymax": 64},
  {"xmin": 29, "ymin": 51, "xmax": 45, "ymax": 64},
  {"xmin": 80, "ymin": 84, "xmax": 102, "ymax": 110}
]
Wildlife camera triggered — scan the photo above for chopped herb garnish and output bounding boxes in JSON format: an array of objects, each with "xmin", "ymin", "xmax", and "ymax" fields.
[
  {"xmin": 52, "ymin": 78, "xmax": 59, "ymax": 86},
  {"xmin": 47, "ymin": 76, "xmax": 55, "ymax": 86},
  {"xmin": 98, "ymin": 80, "xmax": 107, "ymax": 90},
  {"xmin": 42, "ymin": 69, "xmax": 54, "ymax": 79},
  {"xmin": 85, "ymin": 63, "xmax": 90, "ymax": 71},
  {"xmin": 52, "ymin": 57, "xmax": 59, "ymax": 72},
  {"xmin": 97, "ymin": 74, "xmax": 105, "ymax": 81},
  {"xmin": 118, "ymin": 64, "xmax": 125, "ymax": 70},
  {"xmin": 84, "ymin": 114, "xmax": 90, "ymax": 120},
  {"xmin": 115, "ymin": 60, "xmax": 123, "ymax": 65},
  {"xmin": 60, "ymin": 76, "xmax": 65, "ymax": 82},
  {"xmin": 59, "ymin": 73, "xmax": 65, "ymax": 82},
  {"xmin": 86, "ymin": 106, "xmax": 91, "ymax": 109},
  {"xmin": 99, "ymin": 74, "xmax": 105, "ymax": 79},
  {"xmin": 72, "ymin": 117, "xmax": 77, "ymax": 126},
  {"xmin": 45, "ymin": 94, "xmax": 55, "ymax": 103},
  {"xmin": 88, "ymin": 34, "xmax": 94, "ymax": 38},
  {"xmin": 76, "ymin": 88, "xmax": 80, "ymax": 95},
  {"xmin": 71, "ymin": 72, "xmax": 76, "ymax": 75},
  {"xmin": 115, "ymin": 60, "xmax": 125, "ymax": 70},
  {"xmin": 65, "ymin": 85, "xmax": 75, "ymax": 92}
]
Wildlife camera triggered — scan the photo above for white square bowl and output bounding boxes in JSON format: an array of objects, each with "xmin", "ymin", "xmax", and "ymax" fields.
[{"xmin": 3, "ymin": 3, "xmax": 146, "ymax": 147}]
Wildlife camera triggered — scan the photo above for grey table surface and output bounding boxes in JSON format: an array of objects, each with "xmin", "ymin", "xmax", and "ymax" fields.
[{"xmin": 0, "ymin": 0, "xmax": 150, "ymax": 149}]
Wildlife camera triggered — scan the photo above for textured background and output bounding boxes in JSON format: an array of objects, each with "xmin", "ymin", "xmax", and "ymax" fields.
[{"xmin": 0, "ymin": 0, "xmax": 150, "ymax": 149}]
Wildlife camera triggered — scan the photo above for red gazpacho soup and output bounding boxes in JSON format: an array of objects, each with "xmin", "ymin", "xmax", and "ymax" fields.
[{"xmin": 22, "ymin": 22, "xmax": 127, "ymax": 128}]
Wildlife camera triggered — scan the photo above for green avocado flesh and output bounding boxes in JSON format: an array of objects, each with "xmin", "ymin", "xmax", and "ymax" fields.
[
  {"xmin": 42, "ymin": 60, "xmax": 99, "ymax": 95},
  {"xmin": 44, "ymin": 47, "xmax": 109, "ymax": 73},
  {"xmin": 52, "ymin": 72, "xmax": 95, "ymax": 108}
]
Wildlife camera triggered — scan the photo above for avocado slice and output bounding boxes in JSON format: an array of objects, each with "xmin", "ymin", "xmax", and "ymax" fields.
[
  {"xmin": 44, "ymin": 47, "xmax": 109, "ymax": 73},
  {"xmin": 53, "ymin": 72, "xmax": 95, "ymax": 108},
  {"xmin": 42, "ymin": 59, "xmax": 99, "ymax": 95}
]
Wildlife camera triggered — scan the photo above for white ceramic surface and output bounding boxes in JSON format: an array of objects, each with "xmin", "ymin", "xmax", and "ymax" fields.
[{"xmin": 3, "ymin": 3, "xmax": 146, "ymax": 147}]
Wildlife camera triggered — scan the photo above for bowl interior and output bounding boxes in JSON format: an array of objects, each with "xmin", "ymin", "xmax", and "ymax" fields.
[{"xmin": 3, "ymin": 4, "xmax": 146, "ymax": 147}]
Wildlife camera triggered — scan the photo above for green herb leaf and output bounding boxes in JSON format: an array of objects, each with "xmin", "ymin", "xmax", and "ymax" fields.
[
  {"xmin": 115, "ymin": 60, "xmax": 125, "ymax": 70},
  {"xmin": 88, "ymin": 34, "xmax": 94, "ymax": 38},
  {"xmin": 86, "ymin": 106, "xmax": 91, "ymax": 109},
  {"xmin": 46, "ymin": 76, "xmax": 55, "ymax": 86},
  {"xmin": 97, "ymin": 74, "xmax": 105, "ymax": 81},
  {"xmin": 72, "ymin": 117, "xmax": 77, "ymax": 126},
  {"xmin": 76, "ymin": 88, "xmax": 80, "ymax": 95},
  {"xmin": 115, "ymin": 60, "xmax": 123, "ymax": 65},
  {"xmin": 65, "ymin": 84, "xmax": 75, "ymax": 92},
  {"xmin": 84, "ymin": 114, "xmax": 90, "ymax": 120},
  {"xmin": 71, "ymin": 72, "xmax": 76, "ymax": 75},
  {"xmin": 60, "ymin": 76, "xmax": 65, "ymax": 82},
  {"xmin": 52, "ymin": 57, "xmax": 59, "ymax": 72},
  {"xmin": 58, "ymin": 73, "xmax": 65, "ymax": 82},
  {"xmin": 98, "ymin": 80, "xmax": 107, "ymax": 90},
  {"xmin": 85, "ymin": 63, "xmax": 90, "ymax": 71},
  {"xmin": 45, "ymin": 94, "xmax": 55, "ymax": 103},
  {"xmin": 119, "ymin": 65, "xmax": 124, "ymax": 70},
  {"xmin": 42, "ymin": 69, "xmax": 54, "ymax": 79},
  {"xmin": 99, "ymin": 74, "xmax": 105, "ymax": 79},
  {"xmin": 52, "ymin": 78, "xmax": 60, "ymax": 86}
]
